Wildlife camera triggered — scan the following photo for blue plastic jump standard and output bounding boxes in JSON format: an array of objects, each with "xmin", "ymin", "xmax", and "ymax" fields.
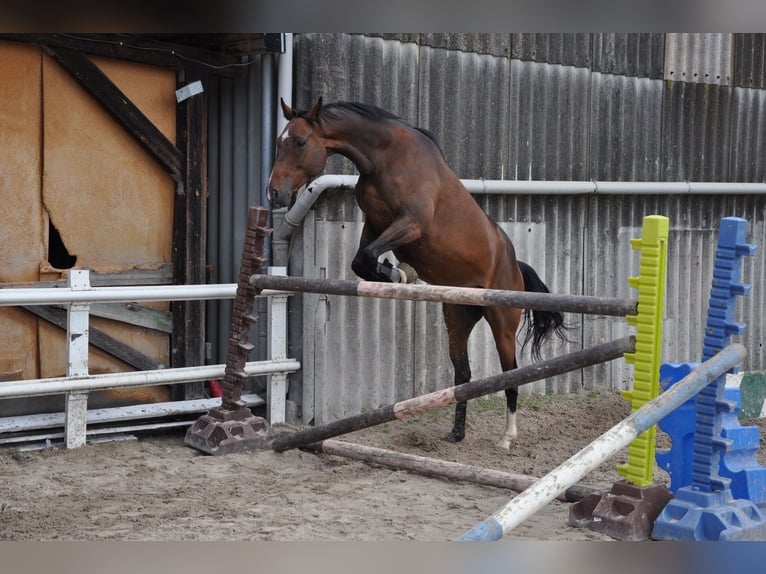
[
  {"xmin": 655, "ymin": 362, "xmax": 697, "ymax": 493},
  {"xmin": 652, "ymin": 216, "xmax": 766, "ymax": 541},
  {"xmin": 650, "ymin": 478, "xmax": 766, "ymax": 541},
  {"xmin": 656, "ymin": 363, "xmax": 766, "ymax": 505}
]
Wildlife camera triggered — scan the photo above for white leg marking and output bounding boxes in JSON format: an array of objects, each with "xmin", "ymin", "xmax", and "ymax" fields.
[{"xmin": 497, "ymin": 408, "xmax": 517, "ymax": 450}]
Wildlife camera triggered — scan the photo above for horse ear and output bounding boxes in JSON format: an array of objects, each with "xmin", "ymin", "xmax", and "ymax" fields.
[
  {"xmin": 308, "ymin": 97, "xmax": 323, "ymax": 121},
  {"xmin": 280, "ymin": 98, "xmax": 295, "ymax": 120}
]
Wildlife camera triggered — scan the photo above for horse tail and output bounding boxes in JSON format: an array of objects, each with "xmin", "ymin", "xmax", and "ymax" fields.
[{"xmin": 517, "ymin": 260, "xmax": 569, "ymax": 360}]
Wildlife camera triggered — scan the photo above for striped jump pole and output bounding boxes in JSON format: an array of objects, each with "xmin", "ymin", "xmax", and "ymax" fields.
[
  {"xmin": 270, "ymin": 336, "xmax": 635, "ymax": 452},
  {"xmin": 250, "ymin": 274, "xmax": 638, "ymax": 317},
  {"xmin": 457, "ymin": 343, "xmax": 747, "ymax": 541}
]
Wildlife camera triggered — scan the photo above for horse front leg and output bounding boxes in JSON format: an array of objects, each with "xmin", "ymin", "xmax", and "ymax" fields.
[{"xmin": 351, "ymin": 218, "xmax": 422, "ymax": 283}]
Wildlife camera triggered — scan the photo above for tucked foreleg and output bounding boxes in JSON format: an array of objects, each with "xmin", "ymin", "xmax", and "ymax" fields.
[{"xmin": 351, "ymin": 218, "xmax": 422, "ymax": 283}]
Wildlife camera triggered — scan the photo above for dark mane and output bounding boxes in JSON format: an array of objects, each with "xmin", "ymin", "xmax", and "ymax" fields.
[{"xmin": 301, "ymin": 101, "xmax": 442, "ymax": 149}]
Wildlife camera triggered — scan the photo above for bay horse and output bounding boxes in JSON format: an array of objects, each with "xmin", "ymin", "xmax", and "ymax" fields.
[{"xmin": 267, "ymin": 97, "xmax": 566, "ymax": 449}]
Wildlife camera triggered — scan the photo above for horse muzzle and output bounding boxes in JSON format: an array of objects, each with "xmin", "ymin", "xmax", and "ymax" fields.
[{"xmin": 267, "ymin": 187, "xmax": 295, "ymax": 209}]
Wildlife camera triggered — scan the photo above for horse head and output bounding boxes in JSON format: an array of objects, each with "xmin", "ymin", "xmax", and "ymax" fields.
[{"xmin": 267, "ymin": 97, "xmax": 327, "ymax": 209}]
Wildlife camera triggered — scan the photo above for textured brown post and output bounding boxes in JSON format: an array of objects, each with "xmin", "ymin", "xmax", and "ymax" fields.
[{"xmin": 185, "ymin": 207, "xmax": 275, "ymax": 455}]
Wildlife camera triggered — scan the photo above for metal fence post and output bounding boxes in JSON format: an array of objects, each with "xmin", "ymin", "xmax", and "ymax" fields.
[
  {"xmin": 65, "ymin": 269, "xmax": 91, "ymax": 448},
  {"xmin": 268, "ymin": 266, "xmax": 288, "ymax": 424}
]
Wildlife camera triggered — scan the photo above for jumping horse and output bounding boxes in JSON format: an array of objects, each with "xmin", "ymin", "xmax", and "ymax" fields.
[{"xmin": 267, "ymin": 98, "xmax": 567, "ymax": 449}]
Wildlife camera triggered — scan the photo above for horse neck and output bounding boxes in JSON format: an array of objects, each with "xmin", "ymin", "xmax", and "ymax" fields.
[{"xmin": 319, "ymin": 116, "xmax": 388, "ymax": 175}]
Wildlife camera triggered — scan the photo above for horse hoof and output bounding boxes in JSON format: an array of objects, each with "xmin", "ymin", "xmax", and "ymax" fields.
[
  {"xmin": 442, "ymin": 431, "xmax": 464, "ymax": 443},
  {"xmin": 496, "ymin": 437, "xmax": 514, "ymax": 450},
  {"xmin": 398, "ymin": 262, "xmax": 419, "ymax": 284}
]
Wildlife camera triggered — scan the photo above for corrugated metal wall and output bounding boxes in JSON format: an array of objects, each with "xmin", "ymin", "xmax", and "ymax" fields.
[
  {"xmin": 220, "ymin": 33, "xmax": 766, "ymax": 425},
  {"xmin": 206, "ymin": 54, "xmax": 276, "ymax": 383}
]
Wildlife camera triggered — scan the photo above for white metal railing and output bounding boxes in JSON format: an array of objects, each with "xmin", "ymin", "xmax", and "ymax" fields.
[{"xmin": 0, "ymin": 268, "xmax": 298, "ymax": 449}]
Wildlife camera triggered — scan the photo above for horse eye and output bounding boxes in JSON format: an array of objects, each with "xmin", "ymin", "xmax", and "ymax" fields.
[{"xmin": 295, "ymin": 139, "xmax": 307, "ymax": 148}]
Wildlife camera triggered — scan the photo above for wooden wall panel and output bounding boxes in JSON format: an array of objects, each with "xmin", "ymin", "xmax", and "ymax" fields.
[
  {"xmin": 0, "ymin": 41, "xmax": 42, "ymax": 379},
  {"xmin": 36, "ymin": 53, "xmax": 176, "ymax": 379},
  {"xmin": 41, "ymin": 53, "xmax": 175, "ymax": 271},
  {"xmin": 0, "ymin": 49, "xmax": 177, "ymax": 387}
]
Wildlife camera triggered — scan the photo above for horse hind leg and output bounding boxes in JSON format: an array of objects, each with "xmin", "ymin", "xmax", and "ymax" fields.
[
  {"xmin": 442, "ymin": 303, "xmax": 483, "ymax": 443},
  {"xmin": 500, "ymin": 370, "xmax": 519, "ymax": 450},
  {"xmin": 485, "ymin": 306, "xmax": 522, "ymax": 450}
]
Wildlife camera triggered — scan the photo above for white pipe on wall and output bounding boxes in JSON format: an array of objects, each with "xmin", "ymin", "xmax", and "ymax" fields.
[
  {"xmin": 273, "ymin": 175, "xmax": 766, "ymax": 241},
  {"xmin": 276, "ymin": 32, "xmax": 294, "ymax": 136}
]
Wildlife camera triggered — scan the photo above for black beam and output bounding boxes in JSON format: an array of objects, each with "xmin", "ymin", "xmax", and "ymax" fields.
[
  {"xmin": 171, "ymin": 67, "xmax": 208, "ymax": 395},
  {"xmin": 44, "ymin": 45, "xmax": 184, "ymax": 183},
  {"xmin": 23, "ymin": 305, "xmax": 162, "ymax": 371},
  {"xmin": 1, "ymin": 34, "xmax": 250, "ymax": 77}
]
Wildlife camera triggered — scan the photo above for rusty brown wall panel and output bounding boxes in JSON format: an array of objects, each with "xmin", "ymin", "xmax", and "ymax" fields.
[
  {"xmin": 0, "ymin": 41, "xmax": 43, "ymax": 285},
  {"xmin": 0, "ymin": 42, "xmax": 42, "ymax": 380},
  {"xmin": 41, "ymin": 54, "xmax": 176, "ymax": 271}
]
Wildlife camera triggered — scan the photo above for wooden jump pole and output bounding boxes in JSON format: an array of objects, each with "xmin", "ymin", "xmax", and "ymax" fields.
[
  {"xmin": 270, "ymin": 335, "xmax": 635, "ymax": 452},
  {"xmin": 250, "ymin": 274, "xmax": 638, "ymax": 317},
  {"xmin": 307, "ymin": 439, "xmax": 600, "ymax": 502},
  {"xmin": 457, "ymin": 343, "xmax": 748, "ymax": 541}
]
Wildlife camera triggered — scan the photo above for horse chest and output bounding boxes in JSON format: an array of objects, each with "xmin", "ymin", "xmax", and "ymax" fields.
[{"xmin": 355, "ymin": 185, "xmax": 396, "ymax": 226}]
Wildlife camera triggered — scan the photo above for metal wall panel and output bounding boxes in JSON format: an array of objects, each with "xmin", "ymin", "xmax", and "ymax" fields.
[
  {"xmin": 661, "ymin": 80, "xmax": 733, "ymax": 181},
  {"xmin": 510, "ymin": 33, "xmax": 592, "ymax": 68},
  {"xmin": 300, "ymin": 193, "xmax": 588, "ymax": 424},
  {"xmin": 298, "ymin": 189, "xmax": 766, "ymax": 423},
  {"xmin": 591, "ymin": 33, "xmax": 665, "ymax": 79},
  {"xmin": 509, "ymin": 59, "xmax": 591, "ymax": 180},
  {"xmin": 733, "ymin": 34, "xmax": 766, "ymax": 89},
  {"xmin": 413, "ymin": 33, "xmax": 510, "ymax": 57},
  {"xmin": 664, "ymin": 33, "xmax": 733, "ymax": 86},
  {"xmin": 585, "ymin": 194, "xmax": 766, "ymax": 379},
  {"xmin": 293, "ymin": 33, "xmax": 420, "ymax": 176},
  {"xmin": 418, "ymin": 46, "xmax": 510, "ymax": 179},
  {"xmin": 281, "ymin": 33, "xmax": 766, "ymax": 424},
  {"xmin": 589, "ymin": 73, "xmax": 664, "ymax": 180},
  {"xmin": 730, "ymin": 86, "xmax": 766, "ymax": 182},
  {"xmin": 302, "ymin": 218, "xmax": 417, "ymax": 423},
  {"xmin": 206, "ymin": 56, "xmax": 273, "ymax": 367}
]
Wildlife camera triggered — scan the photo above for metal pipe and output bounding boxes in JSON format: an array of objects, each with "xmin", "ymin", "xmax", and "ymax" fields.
[
  {"xmin": 458, "ymin": 342, "xmax": 747, "ymax": 541},
  {"xmin": 276, "ymin": 32, "xmax": 293, "ymax": 137},
  {"xmin": 273, "ymin": 174, "xmax": 766, "ymax": 241},
  {"xmin": 273, "ymin": 175, "xmax": 359, "ymax": 241},
  {"xmin": 0, "ymin": 359, "xmax": 301, "ymax": 399},
  {"xmin": 0, "ymin": 284, "xmax": 289, "ymax": 306}
]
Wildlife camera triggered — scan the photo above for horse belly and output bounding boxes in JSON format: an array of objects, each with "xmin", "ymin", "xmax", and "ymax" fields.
[{"xmin": 395, "ymin": 234, "xmax": 499, "ymax": 288}]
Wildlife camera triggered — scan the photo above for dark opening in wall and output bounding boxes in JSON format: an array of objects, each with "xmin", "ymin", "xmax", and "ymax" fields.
[{"xmin": 48, "ymin": 218, "xmax": 77, "ymax": 269}]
